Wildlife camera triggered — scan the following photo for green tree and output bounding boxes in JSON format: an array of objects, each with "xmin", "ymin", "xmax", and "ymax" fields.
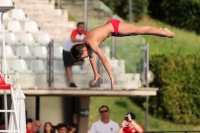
[
  {"xmin": 101, "ymin": 0, "xmax": 148, "ymax": 22},
  {"xmin": 148, "ymin": 0, "xmax": 200, "ymax": 34},
  {"xmin": 149, "ymin": 54, "xmax": 200, "ymax": 124}
]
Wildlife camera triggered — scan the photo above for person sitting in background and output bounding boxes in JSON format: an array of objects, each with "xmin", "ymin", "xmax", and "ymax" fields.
[
  {"xmin": 118, "ymin": 112, "xmax": 143, "ymax": 133},
  {"xmin": 26, "ymin": 118, "xmax": 33, "ymax": 133},
  {"xmin": 0, "ymin": 119, "xmax": 5, "ymax": 130},
  {"xmin": 44, "ymin": 122, "xmax": 55, "ymax": 133},
  {"xmin": 56, "ymin": 123, "xmax": 76, "ymax": 133},
  {"xmin": 30, "ymin": 120, "xmax": 41, "ymax": 133}
]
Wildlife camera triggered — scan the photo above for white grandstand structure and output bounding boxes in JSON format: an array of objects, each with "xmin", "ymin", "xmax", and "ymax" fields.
[{"xmin": 0, "ymin": 0, "xmax": 158, "ymax": 132}]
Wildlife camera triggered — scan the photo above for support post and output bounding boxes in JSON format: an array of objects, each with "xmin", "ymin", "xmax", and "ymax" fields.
[
  {"xmin": 57, "ymin": 0, "xmax": 61, "ymax": 9},
  {"xmin": 47, "ymin": 40, "xmax": 54, "ymax": 87},
  {"xmin": 129, "ymin": 0, "xmax": 132, "ymax": 23},
  {"xmin": 144, "ymin": 43, "xmax": 149, "ymax": 131},
  {"xmin": 84, "ymin": 0, "xmax": 88, "ymax": 30},
  {"xmin": 1, "ymin": 12, "xmax": 8, "ymax": 130},
  {"xmin": 78, "ymin": 97, "xmax": 90, "ymax": 133}
]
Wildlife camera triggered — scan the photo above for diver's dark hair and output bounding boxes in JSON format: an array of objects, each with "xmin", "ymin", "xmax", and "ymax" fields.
[
  {"xmin": 70, "ymin": 44, "xmax": 85, "ymax": 60},
  {"xmin": 77, "ymin": 22, "xmax": 84, "ymax": 27}
]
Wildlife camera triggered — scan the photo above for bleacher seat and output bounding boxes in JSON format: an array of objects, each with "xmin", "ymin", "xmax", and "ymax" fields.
[
  {"xmin": 0, "ymin": 0, "xmax": 13, "ymax": 6},
  {"xmin": 30, "ymin": 59, "xmax": 46, "ymax": 73},
  {"xmin": 2, "ymin": 60, "xmax": 12, "ymax": 73},
  {"xmin": 34, "ymin": 46, "xmax": 47, "ymax": 59},
  {"xmin": 54, "ymin": 46, "xmax": 62, "ymax": 59},
  {"xmin": 5, "ymin": 45, "xmax": 18, "ymax": 58},
  {"xmin": 20, "ymin": 33, "xmax": 37, "ymax": 45},
  {"xmin": 4, "ymin": 32, "xmax": 19, "ymax": 45},
  {"xmin": 37, "ymin": 33, "xmax": 51, "ymax": 45},
  {"xmin": 7, "ymin": 20, "xmax": 22, "ymax": 33},
  {"xmin": 11, "ymin": 9, "xmax": 28, "ymax": 21},
  {"xmin": 16, "ymin": 46, "xmax": 33, "ymax": 58},
  {"xmin": 53, "ymin": 60, "xmax": 65, "ymax": 73},
  {"xmin": 24, "ymin": 20, "xmax": 39, "ymax": 33},
  {"xmin": 0, "ymin": 13, "xmax": 10, "ymax": 20},
  {"xmin": 12, "ymin": 59, "xmax": 32, "ymax": 73}
]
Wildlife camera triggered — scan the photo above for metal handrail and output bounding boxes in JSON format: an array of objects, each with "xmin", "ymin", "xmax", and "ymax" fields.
[{"xmin": 4, "ymin": 72, "xmax": 19, "ymax": 87}]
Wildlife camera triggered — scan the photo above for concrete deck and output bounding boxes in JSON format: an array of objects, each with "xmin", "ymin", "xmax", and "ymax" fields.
[{"xmin": 0, "ymin": 87, "xmax": 158, "ymax": 96}]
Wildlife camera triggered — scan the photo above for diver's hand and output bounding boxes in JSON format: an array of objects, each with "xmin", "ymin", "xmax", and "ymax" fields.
[
  {"xmin": 92, "ymin": 73, "xmax": 102, "ymax": 85},
  {"xmin": 110, "ymin": 76, "xmax": 115, "ymax": 90}
]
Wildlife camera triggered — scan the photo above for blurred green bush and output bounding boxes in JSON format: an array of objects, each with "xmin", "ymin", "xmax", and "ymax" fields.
[{"xmin": 149, "ymin": 54, "xmax": 200, "ymax": 124}]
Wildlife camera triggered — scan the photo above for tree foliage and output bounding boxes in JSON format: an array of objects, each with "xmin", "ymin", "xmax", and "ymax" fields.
[
  {"xmin": 101, "ymin": 0, "xmax": 148, "ymax": 22},
  {"xmin": 148, "ymin": 54, "xmax": 200, "ymax": 124},
  {"xmin": 148, "ymin": 0, "xmax": 200, "ymax": 34}
]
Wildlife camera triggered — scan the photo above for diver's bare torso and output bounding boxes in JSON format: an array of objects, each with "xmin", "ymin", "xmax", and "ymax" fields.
[{"xmin": 83, "ymin": 23, "xmax": 114, "ymax": 48}]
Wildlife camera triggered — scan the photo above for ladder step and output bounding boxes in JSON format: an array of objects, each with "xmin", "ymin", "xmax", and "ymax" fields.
[{"xmin": 0, "ymin": 110, "xmax": 15, "ymax": 112}]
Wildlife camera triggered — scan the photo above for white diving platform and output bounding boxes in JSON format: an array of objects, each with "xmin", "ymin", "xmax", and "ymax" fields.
[{"xmin": 0, "ymin": 87, "xmax": 158, "ymax": 96}]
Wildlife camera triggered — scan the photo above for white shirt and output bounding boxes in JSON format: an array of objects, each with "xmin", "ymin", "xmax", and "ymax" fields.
[
  {"xmin": 90, "ymin": 120, "xmax": 120, "ymax": 133},
  {"xmin": 62, "ymin": 29, "xmax": 87, "ymax": 52}
]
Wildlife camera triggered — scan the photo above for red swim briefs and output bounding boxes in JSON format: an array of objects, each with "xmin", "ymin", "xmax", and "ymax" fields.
[{"xmin": 106, "ymin": 19, "xmax": 120, "ymax": 36}]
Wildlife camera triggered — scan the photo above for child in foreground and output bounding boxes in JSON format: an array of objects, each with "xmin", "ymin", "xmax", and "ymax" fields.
[
  {"xmin": 118, "ymin": 112, "xmax": 143, "ymax": 133},
  {"xmin": 70, "ymin": 19, "xmax": 174, "ymax": 90}
]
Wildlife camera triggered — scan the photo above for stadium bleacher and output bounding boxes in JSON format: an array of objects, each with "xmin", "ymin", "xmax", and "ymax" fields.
[
  {"xmin": 33, "ymin": 46, "xmax": 47, "ymax": 59},
  {"xmin": 0, "ymin": 0, "xmax": 12, "ymax": 6},
  {"xmin": 24, "ymin": 20, "xmax": 39, "ymax": 33},
  {"xmin": 5, "ymin": 45, "xmax": 18, "ymax": 58},
  {"xmin": 19, "ymin": 33, "xmax": 37, "ymax": 45},
  {"xmin": 53, "ymin": 46, "xmax": 63, "ymax": 59},
  {"xmin": 36, "ymin": 33, "xmax": 51, "ymax": 45},
  {"xmin": 1, "ymin": 0, "xmax": 142, "ymax": 89},
  {"xmin": 16, "ymin": 45, "xmax": 33, "ymax": 58},
  {"xmin": 53, "ymin": 60, "xmax": 65, "ymax": 73},
  {"xmin": 7, "ymin": 20, "xmax": 23, "ymax": 33},
  {"xmin": 4, "ymin": 32, "xmax": 19, "ymax": 45},
  {"xmin": 30, "ymin": 59, "xmax": 47, "ymax": 73},
  {"xmin": 11, "ymin": 8, "xmax": 29, "ymax": 21},
  {"xmin": 12, "ymin": 59, "xmax": 32, "ymax": 73}
]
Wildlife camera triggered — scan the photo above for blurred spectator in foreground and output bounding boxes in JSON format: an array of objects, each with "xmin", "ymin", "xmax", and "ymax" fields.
[
  {"xmin": 30, "ymin": 120, "xmax": 41, "ymax": 133},
  {"xmin": 0, "ymin": 119, "xmax": 5, "ymax": 130},
  {"xmin": 44, "ymin": 122, "xmax": 55, "ymax": 133},
  {"xmin": 117, "ymin": 112, "xmax": 143, "ymax": 133},
  {"xmin": 90, "ymin": 105, "xmax": 120, "ymax": 133},
  {"xmin": 26, "ymin": 118, "xmax": 33, "ymax": 133},
  {"xmin": 62, "ymin": 22, "xmax": 87, "ymax": 87},
  {"xmin": 56, "ymin": 123, "xmax": 76, "ymax": 133}
]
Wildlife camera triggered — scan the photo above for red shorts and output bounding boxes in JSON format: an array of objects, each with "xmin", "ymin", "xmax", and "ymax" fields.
[{"xmin": 106, "ymin": 19, "xmax": 120, "ymax": 36}]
